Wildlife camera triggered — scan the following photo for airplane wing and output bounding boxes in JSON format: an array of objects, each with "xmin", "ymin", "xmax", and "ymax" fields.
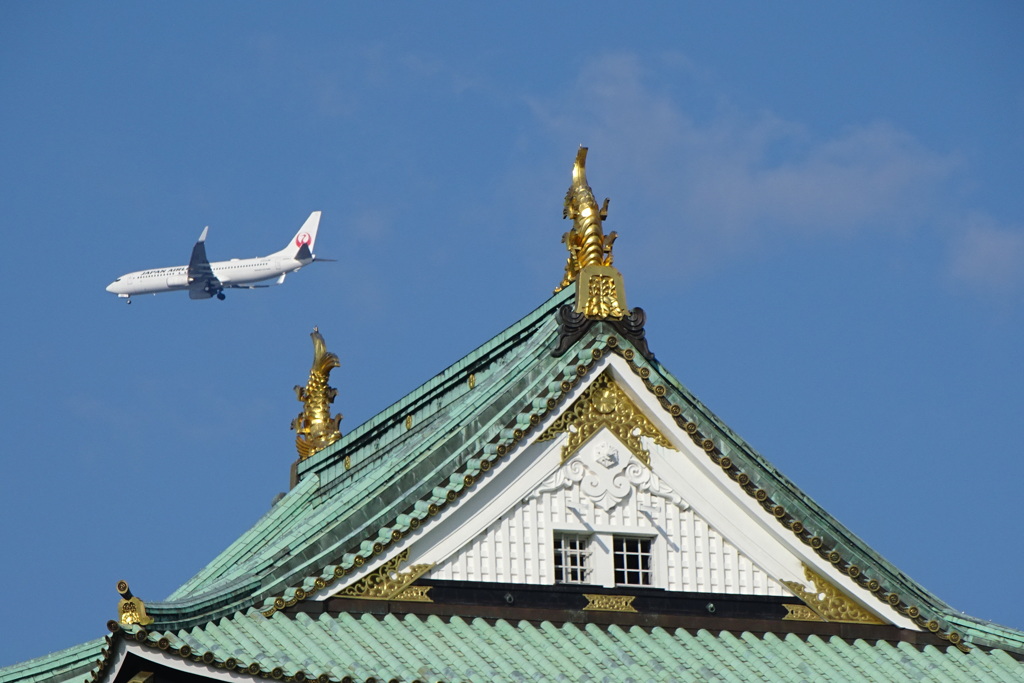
[
  {"xmin": 224, "ymin": 273, "xmax": 287, "ymax": 290},
  {"xmin": 187, "ymin": 227, "xmax": 223, "ymax": 299}
]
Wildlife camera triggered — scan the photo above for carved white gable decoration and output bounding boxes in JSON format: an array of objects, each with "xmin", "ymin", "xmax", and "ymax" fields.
[
  {"xmin": 430, "ymin": 427, "xmax": 787, "ymax": 596},
  {"xmin": 537, "ymin": 435, "xmax": 684, "ymax": 512}
]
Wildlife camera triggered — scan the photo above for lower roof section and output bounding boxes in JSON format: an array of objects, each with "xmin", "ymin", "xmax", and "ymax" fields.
[
  {"xmin": 0, "ymin": 638, "xmax": 103, "ymax": 683},
  {"xmin": 94, "ymin": 611, "xmax": 1024, "ymax": 683}
]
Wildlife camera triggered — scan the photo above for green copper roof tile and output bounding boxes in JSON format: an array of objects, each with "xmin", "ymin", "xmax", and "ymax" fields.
[
  {"xmin": 803, "ymin": 635, "xmax": 864, "ymax": 680},
  {"xmin": 899, "ymin": 642, "xmax": 961, "ymax": 683},
  {"xmin": 710, "ymin": 630, "xmax": 777, "ymax": 682},
  {"xmin": 235, "ymin": 615, "xmax": 289, "ymax": 668},
  {"xmin": 556, "ymin": 621, "xmax": 616, "ymax": 677},
  {"xmin": 88, "ymin": 612, "xmax": 1024, "ymax": 682},
  {"xmin": 802, "ymin": 635, "xmax": 871, "ymax": 682},
  {"xmin": 629, "ymin": 627, "xmax": 686, "ymax": 680},
  {"xmin": 950, "ymin": 647, "xmax": 1007, "ymax": 683},
  {"xmin": 458, "ymin": 618, "xmax": 520, "ymax": 679},
  {"xmin": 411, "ymin": 615, "xmax": 476, "ymax": 680},
  {"xmin": 294, "ymin": 616, "xmax": 345, "ymax": 675},
  {"xmin": 219, "ymin": 615, "xmax": 268, "ymax": 662},
  {"xmin": 573, "ymin": 621, "xmax": 624, "ymax": 675},
  {"xmin": 309, "ymin": 614, "xmax": 375, "ymax": 680},
  {"xmin": 429, "ymin": 615, "xmax": 492, "ymax": 679},
  {"xmin": 737, "ymin": 631, "xmax": 806, "ymax": 683},
  {"xmin": 371, "ymin": 613, "xmax": 438, "ymax": 677},
  {"xmin": 610, "ymin": 626, "xmax": 684, "ymax": 679},
  {"xmin": 698, "ymin": 631, "xmax": 750, "ymax": 683},
  {"xmin": 293, "ymin": 615, "xmax": 340, "ymax": 674},
  {"xmin": 520, "ymin": 621, "xmax": 590, "ymax": 681},
  {"xmin": 166, "ymin": 472, "xmax": 321, "ymax": 602},
  {"xmin": 494, "ymin": 620, "xmax": 555, "ymax": 681},
  {"xmin": 0, "ymin": 638, "xmax": 103, "ymax": 683},
  {"xmin": 536, "ymin": 620, "xmax": 599, "ymax": 677},
  {"xmin": 990, "ymin": 649, "xmax": 1024, "ymax": 683},
  {"xmin": 759, "ymin": 632, "xmax": 818, "ymax": 680},
  {"xmin": 271, "ymin": 612, "xmax": 318, "ymax": 671},
  {"xmin": 353, "ymin": 612, "xmax": 415, "ymax": 679},
  {"xmin": 463, "ymin": 619, "xmax": 529, "ymax": 680},
  {"xmin": 892, "ymin": 641, "xmax": 958, "ymax": 682},
  {"xmin": 652, "ymin": 627, "xmax": 695, "ymax": 674},
  {"xmin": 850, "ymin": 639, "xmax": 927, "ymax": 682}
]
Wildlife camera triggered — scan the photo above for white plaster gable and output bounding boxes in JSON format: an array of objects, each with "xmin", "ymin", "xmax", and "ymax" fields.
[
  {"xmin": 430, "ymin": 429, "xmax": 787, "ymax": 595},
  {"xmin": 317, "ymin": 354, "xmax": 908, "ymax": 628}
]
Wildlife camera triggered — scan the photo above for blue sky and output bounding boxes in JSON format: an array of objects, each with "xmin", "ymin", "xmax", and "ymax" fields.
[{"xmin": 2, "ymin": 2, "xmax": 1022, "ymax": 665}]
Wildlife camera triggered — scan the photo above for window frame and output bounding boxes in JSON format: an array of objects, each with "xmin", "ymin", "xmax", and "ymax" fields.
[
  {"xmin": 552, "ymin": 532, "xmax": 594, "ymax": 585},
  {"xmin": 612, "ymin": 535, "xmax": 654, "ymax": 587},
  {"xmin": 551, "ymin": 529, "xmax": 657, "ymax": 588}
]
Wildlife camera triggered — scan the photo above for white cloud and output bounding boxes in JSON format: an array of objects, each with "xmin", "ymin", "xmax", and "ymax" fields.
[
  {"xmin": 528, "ymin": 53, "xmax": 958, "ymax": 270},
  {"xmin": 950, "ymin": 216, "xmax": 1024, "ymax": 294}
]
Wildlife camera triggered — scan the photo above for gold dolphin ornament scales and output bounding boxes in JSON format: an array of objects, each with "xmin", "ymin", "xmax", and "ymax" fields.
[
  {"xmin": 291, "ymin": 327, "xmax": 343, "ymax": 460},
  {"xmin": 555, "ymin": 147, "xmax": 628, "ymax": 319}
]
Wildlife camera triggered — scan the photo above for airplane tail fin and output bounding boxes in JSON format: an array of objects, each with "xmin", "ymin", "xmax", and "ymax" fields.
[{"xmin": 278, "ymin": 211, "xmax": 321, "ymax": 260}]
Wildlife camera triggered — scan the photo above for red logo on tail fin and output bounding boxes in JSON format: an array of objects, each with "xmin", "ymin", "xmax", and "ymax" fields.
[{"xmin": 295, "ymin": 233, "xmax": 312, "ymax": 247}]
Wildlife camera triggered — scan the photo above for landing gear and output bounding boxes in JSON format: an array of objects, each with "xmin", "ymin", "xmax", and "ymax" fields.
[
  {"xmin": 126, "ymin": 299, "xmax": 132, "ymax": 305},
  {"xmin": 216, "ymin": 292, "xmax": 226, "ymax": 300}
]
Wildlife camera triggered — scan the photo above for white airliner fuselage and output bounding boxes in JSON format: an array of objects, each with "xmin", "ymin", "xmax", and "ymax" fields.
[{"xmin": 106, "ymin": 211, "xmax": 323, "ymax": 303}]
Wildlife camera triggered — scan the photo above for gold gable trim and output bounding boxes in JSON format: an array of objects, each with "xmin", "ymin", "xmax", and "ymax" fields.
[
  {"xmin": 335, "ymin": 549, "xmax": 434, "ymax": 602},
  {"xmin": 578, "ymin": 264, "xmax": 626, "ymax": 319},
  {"xmin": 537, "ymin": 372, "xmax": 675, "ymax": 467},
  {"xmin": 783, "ymin": 564, "xmax": 885, "ymax": 625},
  {"xmin": 583, "ymin": 594, "xmax": 638, "ymax": 613}
]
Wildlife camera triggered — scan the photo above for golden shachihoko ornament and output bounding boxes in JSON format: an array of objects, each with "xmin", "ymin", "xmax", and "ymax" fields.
[
  {"xmin": 291, "ymin": 327, "xmax": 342, "ymax": 459},
  {"xmin": 555, "ymin": 147, "xmax": 628, "ymax": 319}
]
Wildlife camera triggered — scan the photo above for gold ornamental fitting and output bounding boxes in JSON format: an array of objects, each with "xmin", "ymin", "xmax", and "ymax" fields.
[
  {"xmin": 116, "ymin": 580, "xmax": 153, "ymax": 626},
  {"xmin": 291, "ymin": 327, "xmax": 343, "ymax": 460},
  {"xmin": 555, "ymin": 147, "xmax": 628, "ymax": 320}
]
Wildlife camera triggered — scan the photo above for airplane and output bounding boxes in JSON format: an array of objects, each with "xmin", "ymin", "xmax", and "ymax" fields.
[{"xmin": 106, "ymin": 211, "xmax": 326, "ymax": 303}]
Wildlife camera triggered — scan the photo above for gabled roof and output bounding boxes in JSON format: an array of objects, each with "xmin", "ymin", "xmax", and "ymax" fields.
[
  {"xmin": 5, "ymin": 276, "xmax": 1024, "ymax": 683},
  {"xmin": 125, "ymin": 276, "xmax": 1017, "ymax": 646}
]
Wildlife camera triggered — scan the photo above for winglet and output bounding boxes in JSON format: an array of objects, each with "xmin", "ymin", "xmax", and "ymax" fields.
[{"xmin": 197, "ymin": 226, "xmax": 209, "ymax": 243}]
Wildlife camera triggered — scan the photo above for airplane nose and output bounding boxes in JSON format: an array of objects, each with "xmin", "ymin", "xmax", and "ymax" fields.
[{"xmin": 106, "ymin": 282, "xmax": 116, "ymax": 293}]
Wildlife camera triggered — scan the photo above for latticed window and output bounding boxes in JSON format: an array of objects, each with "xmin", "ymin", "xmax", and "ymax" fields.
[
  {"xmin": 554, "ymin": 533, "xmax": 592, "ymax": 584},
  {"xmin": 613, "ymin": 536, "xmax": 652, "ymax": 586}
]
